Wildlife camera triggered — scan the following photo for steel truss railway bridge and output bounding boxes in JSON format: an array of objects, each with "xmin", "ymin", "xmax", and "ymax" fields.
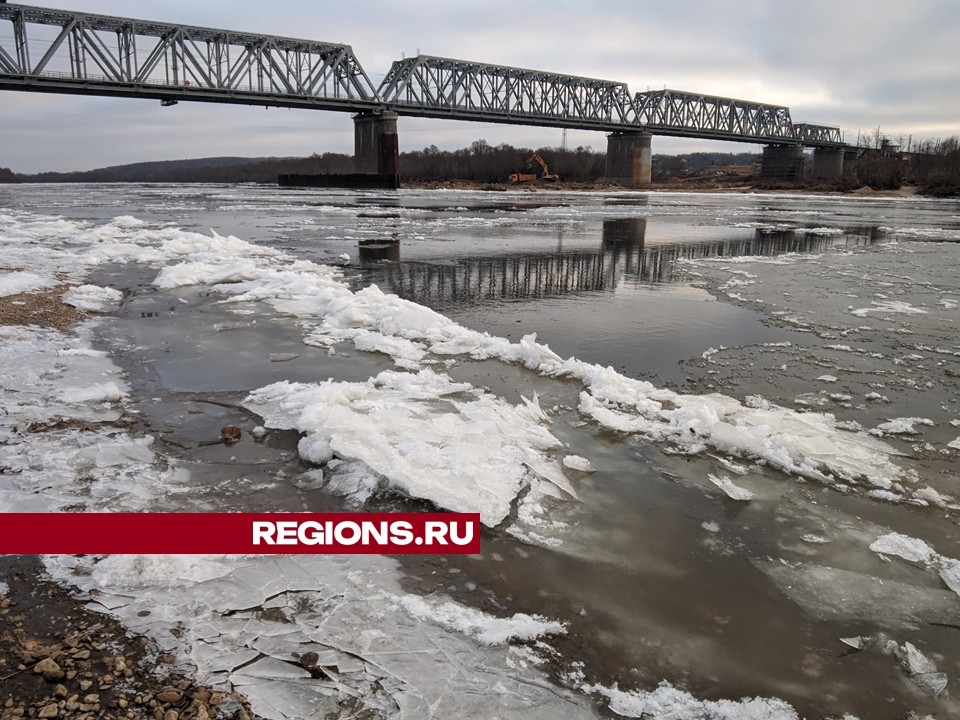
[{"xmin": 0, "ymin": 4, "xmax": 849, "ymax": 184}]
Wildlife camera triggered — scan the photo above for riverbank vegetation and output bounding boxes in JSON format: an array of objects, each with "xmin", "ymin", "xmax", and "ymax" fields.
[{"xmin": 1, "ymin": 136, "xmax": 958, "ymax": 196}]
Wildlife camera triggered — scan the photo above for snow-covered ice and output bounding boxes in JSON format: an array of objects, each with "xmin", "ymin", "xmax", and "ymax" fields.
[
  {"xmin": 579, "ymin": 678, "xmax": 799, "ymax": 720},
  {"xmin": 0, "ymin": 270, "xmax": 56, "ymax": 296},
  {"xmin": 61, "ymin": 283, "xmax": 124, "ymax": 312}
]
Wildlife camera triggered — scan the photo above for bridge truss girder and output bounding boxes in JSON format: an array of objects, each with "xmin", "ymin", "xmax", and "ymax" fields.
[
  {"xmin": 793, "ymin": 122, "xmax": 844, "ymax": 145},
  {"xmin": 376, "ymin": 55, "xmax": 636, "ymax": 131},
  {"xmin": 632, "ymin": 89, "xmax": 795, "ymax": 144},
  {"xmin": 0, "ymin": 5, "xmax": 848, "ymax": 149},
  {"xmin": 377, "ymin": 55, "xmax": 844, "ymax": 147},
  {"xmin": 0, "ymin": 4, "xmax": 380, "ymax": 112}
]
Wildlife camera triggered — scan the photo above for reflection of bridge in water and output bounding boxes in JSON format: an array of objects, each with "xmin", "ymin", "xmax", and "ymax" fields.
[{"xmin": 361, "ymin": 221, "xmax": 877, "ymax": 307}]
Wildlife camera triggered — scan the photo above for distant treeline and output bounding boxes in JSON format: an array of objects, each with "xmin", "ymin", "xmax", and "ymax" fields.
[
  {"xmin": 1, "ymin": 142, "xmax": 758, "ymax": 185},
  {"xmin": 852, "ymin": 135, "xmax": 960, "ymax": 196},
  {"xmin": 3, "ymin": 136, "xmax": 958, "ymax": 195}
]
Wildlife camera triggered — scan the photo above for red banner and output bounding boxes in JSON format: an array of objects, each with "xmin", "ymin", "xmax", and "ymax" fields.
[{"xmin": 0, "ymin": 513, "xmax": 481, "ymax": 554}]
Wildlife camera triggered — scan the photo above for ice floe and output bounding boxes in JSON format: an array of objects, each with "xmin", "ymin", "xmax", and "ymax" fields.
[
  {"xmin": 756, "ymin": 561, "xmax": 960, "ymax": 623},
  {"xmin": 61, "ymin": 284, "xmax": 124, "ymax": 312},
  {"xmin": 871, "ymin": 417, "xmax": 935, "ymax": 436},
  {"xmin": 870, "ymin": 532, "xmax": 960, "ymax": 597},
  {"xmin": 849, "ymin": 300, "xmax": 928, "ymax": 317},
  {"xmin": 244, "ymin": 369, "xmax": 572, "ymax": 528},
  {"xmin": 578, "ymin": 677, "xmax": 799, "ymax": 719}
]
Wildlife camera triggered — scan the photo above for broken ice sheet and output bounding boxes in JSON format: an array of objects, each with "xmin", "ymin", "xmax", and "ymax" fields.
[
  {"xmin": 43, "ymin": 553, "xmax": 597, "ymax": 720},
  {"xmin": 755, "ymin": 561, "xmax": 960, "ymax": 623},
  {"xmin": 244, "ymin": 368, "xmax": 575, "ymax": 528},
  {"xmin": 899, "ymin": 642, "xmax": 947, "ymax": 695},
  {"xmin": 870, "ymin": 532, "xmax": 960, "ymax": 597}
]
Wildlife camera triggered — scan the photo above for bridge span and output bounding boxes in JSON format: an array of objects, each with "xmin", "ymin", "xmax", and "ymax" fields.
[{"xmin": 0, "ymin": 3, "xmax": 849, "ymax": 183}]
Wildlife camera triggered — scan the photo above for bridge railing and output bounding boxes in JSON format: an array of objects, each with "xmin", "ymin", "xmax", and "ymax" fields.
[
  {"xmin": 377, "ymin": 55, "xmax": 636, "ymax": 130},
  {"xmin": 0, "ymin": 4, "xmax": 379, "ymax": 108}
]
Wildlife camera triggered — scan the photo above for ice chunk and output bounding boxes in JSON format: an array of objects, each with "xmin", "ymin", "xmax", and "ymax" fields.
[
  {"xmin": 870, "ymin": 532, "xmax": 960, "ymax": 597},
  {"xmin": 61, "ymin": 284, "xmax": 123, "ymax": 312},
  {"xmin": 840, "ymin": 637, "xmax": 865, "ymax": 651},
  {"xmin": 562, "ymin": 455, "xmax": 596, "ymax": 473},
  {"xmin": 582, "ymin": 680, "xmax": 800, "ymax": 720},
  {"xmin": 850, "ymin": 300, "xmax": 928, "ymax": 317},
  {"xmin": 899, "ymin": 643, "xmax": 948, "ymax": 696},
  {"xmin": 83, "ymin": 440, "xmax": 155, "ymax": 468},
  {"xmin": 708, "ymin": 473, "xmax": 754, "ymax": 501},
  {"xmin": 245, "ymin": 368, "xmax": 568, "ymax": 527},
  {"xmin": 395, "ymin": 593, "xmax": 566, "ymax": 646},
  {"xmin": 61, "ymin": 382, "xmax": 125, "ymax": 404},
  {"xmin": 0, "ymin": 270, "xmax": 56, "ymax": 297},
  {"xmin": 869, "ymin": 533, "xmax": 937, "ymax": 565},
  {"xmin": 872, "ymin": 417, "xmax": 935, "ymax": 435}
]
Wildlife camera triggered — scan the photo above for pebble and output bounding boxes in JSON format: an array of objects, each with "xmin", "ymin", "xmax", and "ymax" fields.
[
  {"xmin": 33, "ymin": 658, "xmax": 64, "ymax": 682},
  {"xmin": 155, "ymin": 689, "xmax": 182, "ymax": 704},
  {"xmin": 38, "ymin": 704, "xmax": 59, "ymax": 719}
]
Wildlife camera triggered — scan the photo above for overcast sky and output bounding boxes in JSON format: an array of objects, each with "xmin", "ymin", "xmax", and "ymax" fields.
[{"xmin": 2, "ymin": 0, "xmax": 959, "ymax": 173}]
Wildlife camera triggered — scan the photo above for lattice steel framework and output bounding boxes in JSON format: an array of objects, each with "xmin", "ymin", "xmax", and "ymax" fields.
[
  {"xmin": 632, "ymin": 89, "xmax": 795, "ymax": 143},
  {"xmin": 0, "ymin": 4, "xmax": 848, "ymax": 148},
  {"xmin": 793, "ymin": 122, "xmax": 844, "ymax": 145},
  {"xmin": 0, "ymin": 4, "xmax": 380, "ymax": 111},
  {"xmin": 377, "ymin": 55, "xmax": 636, "ymax": 130}
]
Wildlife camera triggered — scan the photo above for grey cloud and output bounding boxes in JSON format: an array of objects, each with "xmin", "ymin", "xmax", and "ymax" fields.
[{"xmin": 3, "ymin": 0, "xmax": 958, "ymax": 172}]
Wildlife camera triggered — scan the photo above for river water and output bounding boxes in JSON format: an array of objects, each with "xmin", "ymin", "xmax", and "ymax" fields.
[{"xmin": 2, "ymin": 183, "xmax": 960, "ymax": 719}]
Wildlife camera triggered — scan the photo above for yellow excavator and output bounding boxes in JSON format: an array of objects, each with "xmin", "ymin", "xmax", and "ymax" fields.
[{"xmin": 509, "ymin": 153, "xmax": 559, "ymax": 183}]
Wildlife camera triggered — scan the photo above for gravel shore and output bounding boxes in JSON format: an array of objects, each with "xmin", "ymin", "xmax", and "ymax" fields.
[
  {"xmin": 0, "ymin": 556, "xmax": 254, "ymax": 720},
  {"xmin": 0, "ymin": 290, "xmax": 255, "ymax": 720}
]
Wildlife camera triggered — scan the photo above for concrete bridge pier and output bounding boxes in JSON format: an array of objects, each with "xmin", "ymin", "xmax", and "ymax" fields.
[
  {"xmin": 353, "ymin": 111, "xmax": 399, "ymax": 175},
  {"xmin": 760, "ymin": 144, "xmax": 805, "ymax": 181},
  {"xmin": 605, "ymin": 132, "xmax": 652, "ymax": 186},
  {"xmin": 811, "ymin": 147, "xmax": 845, "ymax": 180}
]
